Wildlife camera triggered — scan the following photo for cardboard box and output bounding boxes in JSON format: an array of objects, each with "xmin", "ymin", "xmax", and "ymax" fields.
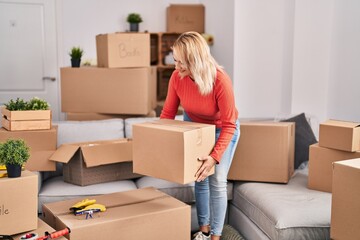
[
  {"xmin": 42, "ymin": 187, "xmax": 190, "ymax": 240},
  {"xmin": 96, "ymin": 32, "xmax": 150, "ymax": 68},
  {"xmin": 167, "ymin": 4, "xmax": 205, "ymax": 33},
  {"xmin": 12, "ymin": 218, "xmax": 66, "ymax": 240},
  {"xmin": 132, "ymin": 119, "xmax": 215, "ymax": 184},
  {"xmin": 319, "ymin": 119, "xmax": 360, "ymax": 152},
  {"xmin": 50, "ymin": 139, "xmax": 141, "ymax": 186},
  {"xmin": 0, "ymin": 127, "xmax": 57, "ymax": 171},
  {"xmin": 331, "ymin": 159, "xmax": 360, "ymax": 240},
  {"xmin": 228, "ymin": 122, "xmax": 295, "ymax": 183},
  {"xmin": 1, "ymin": 107, "xmax": 51, "ymax": 131},
  {"xmin": 0, "ymin": 170, "xmax": 38, "ymax": 235},
  {"xmin": 65, "ymin": 110, "xmax": 156, "ymax": 121},
  {"xmin": 60, "ymin": 66, "xmax": 157, "ymax": 115},
  {"xmin": 308, "ymin": 143, "xmax": 360, "ymax": 192}
]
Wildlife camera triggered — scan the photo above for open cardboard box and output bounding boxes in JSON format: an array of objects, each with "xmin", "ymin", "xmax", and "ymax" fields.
[{"xmin": 50, "ymin": 138, "xmax": 141, "ymax": 186}]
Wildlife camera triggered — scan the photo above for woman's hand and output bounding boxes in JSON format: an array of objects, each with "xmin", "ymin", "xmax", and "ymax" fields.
[{"xmin": 195, "ymin": 156, "xmax": 217, "ymax": 182}]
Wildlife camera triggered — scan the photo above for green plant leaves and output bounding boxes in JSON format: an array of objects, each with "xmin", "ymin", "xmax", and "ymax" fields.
[
  {"xmin": 4, "ymin": 97, "xmax": 50, "ymax": 111},
  {"xmin": 0, "ymin": 139, "xmax": 30, "ymax": 165}
]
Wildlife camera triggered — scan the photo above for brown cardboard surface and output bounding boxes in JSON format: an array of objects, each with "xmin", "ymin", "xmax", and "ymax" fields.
[
  {"xmin": 49, "ymin": 139, "xmax": 139, "ymax": 186},
  {"xmin": 50, "ymin": 139, "xmax": 132, "ymax": 167},
  {"xmin": 308, "ymin": 143, "xmax": 360, "ymax": 192},
  {"xmin": 60, "ymin": 66, "xmax": 157, "ymax": 115},
  {"xmin": 319, "ymin": 119, "xmax": 360, "ymax": 152},
  {"xmin": 331, "ymin": 159, "xmax": 360, "ymax": 240},
  {"xmin": 228, "ymin": 122, "xmax": 295, "ymax": 183},
  {"xmin": 96, "ymin": 32, "xmax": 150, "ymax": 68},
  {"xmin": 133, "ymin": 119, "xmax": 215, "ymax": 184},
  {"xmin": 0, "ymin": 127, "xmax": 57, "ymax": 171},
  {"xmin": 42, "ymin": 187, "xmax": 190, "ymax": 240},
  {"xmin": 166, "ymin": 4, "xmax": 205, "ymax": 33},
  {"xmin": 1, "ymin": 107, "xmax": 51, "ymax": 121},
  {"xmin": 12, "ymin": 218, "xmax": 66, "ymax": 240},
  {"xmin": 1, "ymin": 108, "xmax": 52, "ymax": 131},
  {"xmin": 0, "ymin": 170, "xmax": 38, "ymax": 235}
]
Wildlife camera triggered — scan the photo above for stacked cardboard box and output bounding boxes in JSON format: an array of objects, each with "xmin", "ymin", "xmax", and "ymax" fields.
[
  {"xmin": 228, "ymin": 122, "xmax": 295, "ymax": 183},
  {"xmin": 61, "ymin": 32, "xmax": 156, "ymax": 120},
  {"xmin": 0, "ymin": 123, "xmax": 57, "ymax": 172},
  {"xmin": 166, "ymin": 4, "xmax": 205, "ymax": 33},
  {"xmin": 308, "ymin": 119, "xmax": 360, "ymax": 192},
  {"xmin": 1, "ymin": 107, "xmax": 52, "ymax": 131},
  {"xmin": 331, "ymin": 158, "xmax": 360, "ymax": 240},
  {"xmin": 0, "ymin": 170, "xmax": 38, "ymax": 235}
]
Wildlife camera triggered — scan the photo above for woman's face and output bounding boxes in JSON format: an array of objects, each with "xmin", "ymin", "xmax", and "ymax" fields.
[{"xmin": 173, "ymin": 49, "xmax": 191, "ymax": 78}]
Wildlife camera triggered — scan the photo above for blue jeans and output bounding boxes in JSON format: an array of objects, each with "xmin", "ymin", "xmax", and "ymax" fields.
[{"xmin": 183, "ymin": 112, "xmax": 240, "ymax": 236}]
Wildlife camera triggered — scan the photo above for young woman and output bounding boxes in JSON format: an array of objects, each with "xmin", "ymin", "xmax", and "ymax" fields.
[{"xmin": 160, "ymin": 31, "xmax": 240, "ymax": 240}]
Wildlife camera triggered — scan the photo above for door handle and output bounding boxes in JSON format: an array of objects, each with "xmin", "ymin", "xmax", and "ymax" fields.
[{"xmin": 43, "ymin": 76, "xmax": 56, "ymax": 81}]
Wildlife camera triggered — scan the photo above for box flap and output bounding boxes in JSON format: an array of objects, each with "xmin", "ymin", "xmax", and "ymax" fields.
[
  {"xmin": 324, "ymin": 119, "xmax": 360, "ymax": 128},
  {"xmin": 49, "ymin": 144, "xmax": 80, "ymax": 163},
  {"xmin": 80, "ymin": 139, "xmax": 132, "ymax": 167}
]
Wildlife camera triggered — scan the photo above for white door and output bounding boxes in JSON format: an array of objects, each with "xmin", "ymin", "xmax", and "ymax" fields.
[{"xmin": 0, "ymin": 0, "xmax": 60, "ymax": 120}]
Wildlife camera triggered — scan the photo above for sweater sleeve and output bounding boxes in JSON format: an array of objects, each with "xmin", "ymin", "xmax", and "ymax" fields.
[
  {"xmin": 209, "ymin": 72, "xmax": 238, "ymax": 162},
  {"xmin": 160, "ymin": 71, "xmax": 180, "ymax": 120}
]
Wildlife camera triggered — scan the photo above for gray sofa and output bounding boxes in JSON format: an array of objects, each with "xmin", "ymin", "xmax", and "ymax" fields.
[{"xmin": 36, "ymin": 115, "xmax": 331, "ymax": 239}]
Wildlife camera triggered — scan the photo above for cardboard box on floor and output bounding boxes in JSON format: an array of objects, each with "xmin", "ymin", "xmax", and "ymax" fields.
[
  {"xmin": 308, "ymin": 143, "xmax": 360, "ymax": 193},
  {"xmin": 228, "ymin": 122, "xmax": 295, "ymax": 183},
  {"xmin": 0, "ymin": 127, "xmax": 57, "ymax": 171},
  {"xmin": 132, "ymin": 119, "xmax": 215, "ymax": 184},
  {"xmin": 12, "ymin": 218, "xmax": 66, "ymax": 240},
  {"xmin": 49, "ymin": 138, "xmax": 140, "ymax": 186},
  {"xmin": 42, "ymin": 187, "xmax": 190, "ymax": 240},
  {"xmin": 60, "ymin": 66, "xmax": 157, "ymax": 115},
  {"xmin": 0, "ymin": 170, "xmax": 38, "ymax": 235},
  {"xmin": 96, "ymin": 32, "xmax": 150, "ymax": 68},
  {"xmin": 166, "ymin": 4, "xmax": 205, "ymax": 33},
  {"xmin": 331, "ymin": 158, "xmax": 360, "ymax": 240},
  {"xmin": 319, "ymin": 119, "xmax": 360, "ymax": 152}
]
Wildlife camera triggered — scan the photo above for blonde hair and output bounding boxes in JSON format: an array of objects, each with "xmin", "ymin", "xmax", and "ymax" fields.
[{"xmin": 173, "ymin": 31, "xmax": 221, "ymax": 95}]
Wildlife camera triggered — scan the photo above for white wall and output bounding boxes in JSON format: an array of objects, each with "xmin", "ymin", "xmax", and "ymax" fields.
[
  {"xmin": 233, "ymin": 0, "xmax": 295, "ymax": 118},
  {"xmin": 233, "ymin": 0, "xmax": 359, "ymax": 125},
  {"xmin": 202, "ymin": 0, "xmax": 235, "ymax": 79},
  {"xmin": 56, "ymin": 0, "xmax": 234, "ymax": 73},
  {"xmin": 56, "ymin": 0, "xmax": 360, "ymax": 123},
  {"xmin": 327, "ymin": 0, "xmax": 360, "ymax": 122},
  {"xmin": 291, "ymin": 0, "xmax": 334, "ymax": 124}
]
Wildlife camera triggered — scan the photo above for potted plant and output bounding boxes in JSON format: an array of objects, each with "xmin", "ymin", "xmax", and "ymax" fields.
[
  {"xmin": 0, "ymin": 138, "xmax": 30, "ymax": 178},
  {"xmin": 69, "ymin": 46, "xmax": 84, "ymax": 67},
  {"xmin": 127, "ymin": 13, "xmax": 143, "ymax": 32}
]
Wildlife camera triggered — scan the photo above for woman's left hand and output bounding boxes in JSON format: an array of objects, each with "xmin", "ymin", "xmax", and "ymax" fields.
[{"xmin": 195, "ymin": 156, "xmax": 217, "ymax": 182}]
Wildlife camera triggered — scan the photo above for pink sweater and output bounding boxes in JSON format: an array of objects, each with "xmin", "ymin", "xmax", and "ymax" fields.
[{"xmin": 160, "ymin": 69, "xmax": 238, "ymax": 162}]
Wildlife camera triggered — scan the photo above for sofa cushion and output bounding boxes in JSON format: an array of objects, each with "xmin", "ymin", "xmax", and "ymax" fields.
[
  {"xmin": 38, "ymin": 176, "xmax": 137, "ymax": 213},
  {"xmin": 230, "ymin": 167, "xmax": 331, "ymax": 240},
  {"xmin": 135, "ymin": 176, "xmax": 233, "ymax": 203},
  {"xmin": 280, "ymin": 113, "xmax": 318, "ymax": 169},
  {"xmin": 54, "ymin": 119, "xmax": 125, "ymax": 147}
]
